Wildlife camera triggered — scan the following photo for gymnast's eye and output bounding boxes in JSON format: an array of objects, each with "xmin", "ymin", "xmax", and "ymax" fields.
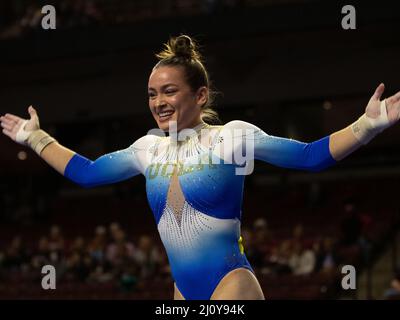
[{"xmin": 165, "ymin": 89, "xmax": 177, "ymax": 95}]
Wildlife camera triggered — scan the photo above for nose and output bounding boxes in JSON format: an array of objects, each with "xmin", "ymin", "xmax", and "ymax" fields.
[{"xmin": 154, "ymin": 97, "xmax": 166, "ymax": 110}]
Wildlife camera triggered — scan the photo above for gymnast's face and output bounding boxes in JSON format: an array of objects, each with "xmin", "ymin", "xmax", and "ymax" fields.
[{"xmin": 148, "ymin": 66, "xmax": 207, "ymax": 132}]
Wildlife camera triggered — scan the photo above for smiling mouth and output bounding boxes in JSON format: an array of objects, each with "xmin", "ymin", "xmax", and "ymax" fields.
[{"xmin": 158, "ymin": 110, "xmax": 175, "ymax": 122}]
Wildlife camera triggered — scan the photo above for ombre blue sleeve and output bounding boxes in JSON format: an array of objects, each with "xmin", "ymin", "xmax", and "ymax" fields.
[
  {"xmin": 253, "ymin": 133, "xmax": 337, "ymax": 172},
  {"xmin": 64, "ymin": 144, "xmax": 142, "ymax": 188},
  {"xmin": 226, "ymin": 120, "xmax": 337, "ymax": 172}
]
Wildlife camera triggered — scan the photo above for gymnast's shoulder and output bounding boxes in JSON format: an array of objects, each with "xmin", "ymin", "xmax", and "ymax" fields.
[
  {"xmin": 220, "ymin": 120, "xmax": 262, "ymax": 131},
  {"xmin": 129, "ymin": 132, "xmax": 166, "ymax": 149}
]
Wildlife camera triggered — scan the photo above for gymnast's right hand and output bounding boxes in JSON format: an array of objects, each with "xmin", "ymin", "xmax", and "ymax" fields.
[{"xmin": 0, "ymin": 105, "xmax": 40, "ymax": 145}]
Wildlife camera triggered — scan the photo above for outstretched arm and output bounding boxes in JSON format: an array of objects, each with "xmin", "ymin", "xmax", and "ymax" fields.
[
  {"xmin": 1, "ymin": 106, "xmax": 144, "ymax": 187},
  {"xmin": 220, "ymin": 120, "xmax": 336, "ymax": 172},
  {"xmin": 62, "ymin": 145, "xmax": 142, "ymax": 188},
  {"xmin": 222, "ymin": 84, "xmax": 400, "ymax": 172}
]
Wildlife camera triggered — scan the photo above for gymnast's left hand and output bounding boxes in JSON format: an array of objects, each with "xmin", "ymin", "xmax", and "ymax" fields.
[{"xmin": 365, "ymin": 83, "xmax": 400, "ymax": 127}]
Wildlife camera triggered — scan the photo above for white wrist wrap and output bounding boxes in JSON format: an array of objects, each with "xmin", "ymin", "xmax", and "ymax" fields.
[
  {"xmin": 351, "ymin": 100, "xmax": 390, "ymax": 145},
  {"xmin": 27, "ymin": 130, "xmax": 56, "ymax": 155},
  {"xmin": 15, "ymin": 121, "xmax": 56, "ymax": 155}
]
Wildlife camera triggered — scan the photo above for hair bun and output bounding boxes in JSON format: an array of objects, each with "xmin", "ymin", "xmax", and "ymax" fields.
[
  {"xmin": 172, "ymin": 35, "xmax": 203, "ymax": 61},
  {"xmin": 156, "ymin": 34, "xmax": 202, "ymax": 62},
  {"xmin": 173, "ymin": 35, "xmax": 194, "ymax": 59}
]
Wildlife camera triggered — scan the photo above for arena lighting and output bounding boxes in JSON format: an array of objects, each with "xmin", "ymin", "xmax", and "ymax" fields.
[
  {"xmin": 17, "ymin": 151, "xmax": 27, "ymax": 160},
  {"xmin": 323, "ymin": 101, "xmax": 332, "ymax": 110}
]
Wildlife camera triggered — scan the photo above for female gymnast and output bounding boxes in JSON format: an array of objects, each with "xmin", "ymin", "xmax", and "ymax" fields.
[{"xmin": 1, "ymin": 35, "xmax": 400, "ymax": 300}]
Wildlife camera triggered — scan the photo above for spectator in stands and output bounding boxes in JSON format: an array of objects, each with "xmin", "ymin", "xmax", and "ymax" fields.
[
  {"xmin": 315, "ymin": 237, "xmax": 338, "ymax": 274},
  {"xmin": 65, "ymin": 250, "xmax": 92, "ymax": 282},
  {"xmin": 119, "ymin": 263, "xmax": 140, "ymax": 293},
  {"xmin": 106, "ymin": 229, "xmax": 135, "ymax": 269},
  {"xmin": 312, "ymin": 238, "xmax": 323, "ymax": 273},
  {"xmin": 30, "ymin": 236, "xmax": 50, "ymax": 270},
  {"xmin": 266, "ymin": 240, "xmax": 292, "ymax": 275},
  {"xmin": 156, "ymin": 250, "xmax": 172, "ymax": 280},
  {"xmin": 253, "ymin": 218, "xmax": 272, "ymax": 252},
  {"xmin": 2, "ymin": 235, "xmax": 28, "ymax": 271},
  {"xmin": 48, "ymin": 225, "xmax": 65, "ymax": 253},
  {"xmin": 88, "ymin": 225, "xmax": 107, "ymax": 264},
  {"xmin": 339, "ymin": 197, "xmax": 373, "ymax": 264},
  {"xmin": 288, "ymin": 240, "xmax": 316, "ymax": 275},
  {"xmin": 87, "ymin": 263, "xmax": 114, "ymax": 284},
  {"xmin": 290, "ymin": 223, "xmax": 310, "ymax": 248},
  {"xmin": 133, "ymin": 235, "xmax": 162, "ymax": 280},
  {"xmin": 65, "ymin": 236, "xmax": 92, "ymax": 282},
  {"xmin": 69, "ymin": 236, "xmax": 86, "ymax": 255},
  {"xmin": 109, "ymin": 222, "xmax": 121, "ymax": 241}
]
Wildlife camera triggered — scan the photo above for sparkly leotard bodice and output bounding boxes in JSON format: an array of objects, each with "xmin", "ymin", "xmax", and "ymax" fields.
[{"xmin": 64, "ymin": 120, "xmax": 336, "ymax": 299}]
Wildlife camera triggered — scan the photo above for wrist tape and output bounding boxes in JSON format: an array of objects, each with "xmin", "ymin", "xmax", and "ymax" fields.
[
  {"xmin": 351, "ymin": 99, "xmax": 389, "ymax": 145},
  {"xmin": 27, "ymin": 129, "xmax": 56, "ymax": 155}
]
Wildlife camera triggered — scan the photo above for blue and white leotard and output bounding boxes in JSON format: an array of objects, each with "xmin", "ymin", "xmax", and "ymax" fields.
[{"xmin": 64, "ymin": 120, "xmax": 337, "ymax": 299}]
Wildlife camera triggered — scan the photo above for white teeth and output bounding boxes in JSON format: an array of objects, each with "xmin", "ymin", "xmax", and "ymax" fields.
[{"xmin": 159, "ymin": 111, "xmax": 174, "ymax": 117}]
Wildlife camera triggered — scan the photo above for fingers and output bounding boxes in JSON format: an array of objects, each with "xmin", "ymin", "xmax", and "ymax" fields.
[
  {"xmin": 372, "ymin": 83, "xmax": 385, "ymax": 101},
  {"xmin": 385, "ymin": 90, "xmax": 400, "ymax": 107},
  {"xmin": 2, "ymin": 128, "xmax": 13, "ymax": 138},
  {"xmin": 1, "ymin": 121, "xmax": 13, "ymax": 131},
  {"xmin": 28, "ymin": 105, "xmax": 37, "ymax": 118},
  {"xmin": 392, "ymin": 90, "xmax": 400, "ymax": 102},
  {"xmin": 2, "ymin": 113, "xmax": 21, "ymax": 123},
  {"xmin": 0, "ymin": 116, "xmax": 17, "ymax": 126},
  {"xmin": 0, "ymin": 118, "xmax": 16, "ymax": 133}
]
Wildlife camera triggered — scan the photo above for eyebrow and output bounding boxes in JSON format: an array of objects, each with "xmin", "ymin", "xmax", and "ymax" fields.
[{"xmin": 148, "ymin": 83, "xmax": 178, "ymax": 91}]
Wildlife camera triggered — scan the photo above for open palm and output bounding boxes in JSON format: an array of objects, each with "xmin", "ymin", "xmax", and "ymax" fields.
[
  {"xmin": 0, "ymin": 106, "xmax": 40, "ymax": 144},
  {"xmin": 366, "ymin": 83, "xmax": 400, "ymax": 126}
]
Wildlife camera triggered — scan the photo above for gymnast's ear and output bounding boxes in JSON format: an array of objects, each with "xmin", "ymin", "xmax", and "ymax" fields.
[{"xmin": 195, "ymin": 86, "xmax": 208, "ymax": 107}]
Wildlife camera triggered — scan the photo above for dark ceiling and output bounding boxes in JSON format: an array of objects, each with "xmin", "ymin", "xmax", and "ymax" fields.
[{"xmin": 1, "ymin": 0, "xmax": 400, "ymax": 170}]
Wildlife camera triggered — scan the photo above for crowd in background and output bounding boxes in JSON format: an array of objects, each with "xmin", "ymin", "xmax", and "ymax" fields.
[
  {"xmin": 0, "ymin": 201, "xmax": 377, "ymax": 294},
  {"xmin": 0, "ymin": 222, "xmax": 169, "ymax": 292}
]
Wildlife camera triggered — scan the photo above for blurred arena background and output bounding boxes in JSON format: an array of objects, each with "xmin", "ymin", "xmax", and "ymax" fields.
[{"xmin": 0, "ymin": 0, "xmax": 400, "ymax": 300}]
